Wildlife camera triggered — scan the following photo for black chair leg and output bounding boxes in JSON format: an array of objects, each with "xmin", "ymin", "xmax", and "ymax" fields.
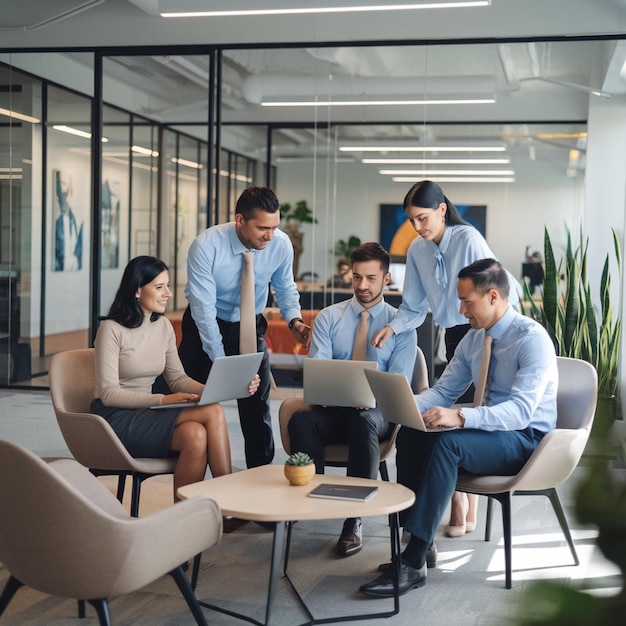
[
  {"xmin": 379, "ymin": 460, "xmax": 390, "ymax": 482},
  {"xmin": 170, "ymin": 565, "xmax": 208, "ymax": 626},
  {"xmin": 546, "ymin": 488, "xmax": 579, "ymax": 565},
  {"xmin": 191, "ymin": 553, "xmax": 202, "ymax": 591},
  {"xmin": 499, "ymin": 493, "xmax": 513, "ymax": 589},
  {"xmin": 77, "ymin": 599, "xmax": 86, "ymax": 618},
  {"xmin": 485, "ymin": 496, "xmax": 494, "ymax": 541},
  {"xmin": 116, "ymin": 474, "xmax": 127, "ymax": 503},
  {"xmin": 130, "ymin": 474, "xmax": 142, "ymax": 517},
  {"xmin": 0, "ymin": 575, "xmax": 23, "ymax": 616},
  {"xmin": 87, "ymin": 599, "xmax": 111, "ymax": 626}
]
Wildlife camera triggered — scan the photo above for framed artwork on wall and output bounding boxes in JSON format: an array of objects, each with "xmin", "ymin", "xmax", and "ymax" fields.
[
  {"xmin": 53, "ymin": 169, "xmax": 84, "ymax": 272},
  {"xmin": 379, "ymin": 203, "xmax": 487, "ymax": 259},
  {"xmin": 102, "ymin": 179, "xmax": 121, "ymax": 269}
]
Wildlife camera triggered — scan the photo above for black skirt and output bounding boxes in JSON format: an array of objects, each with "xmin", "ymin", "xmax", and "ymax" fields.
[{"xmin": 91, "ymin": 398, "xmax": 182, "ymax": 458}]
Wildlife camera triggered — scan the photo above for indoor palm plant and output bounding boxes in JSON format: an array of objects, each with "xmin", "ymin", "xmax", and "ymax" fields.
[
  {"xmin": 519, "ymin": 226, "xmax": 626, "ymax": 624},
  {"xmin": 524, "ymin": 225, "xmax": 622, "ymax": 433}
]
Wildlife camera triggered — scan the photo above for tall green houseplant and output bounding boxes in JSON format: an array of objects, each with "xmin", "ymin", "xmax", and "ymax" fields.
[
  {"xmin": 520, "ymin": 227, "xmax": 625, "ymax": 626},
  {"xmin": 279, "ymin": 200, "xmax": 318, "ymax": 279},
  {"xmin": 524, "ymin": 226, "xmax": 622, "ymax": 400}
]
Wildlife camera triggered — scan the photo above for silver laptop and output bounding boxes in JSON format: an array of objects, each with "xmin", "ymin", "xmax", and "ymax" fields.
[
  {"xmin": 303, "ymin": 359, "xmax": 378, "ymax": 408},
  {"xmin": 151, "ymin": 352, "xmax": 263, "ymax": 409},
  {"xmin": 364, "ymin": 369, "xmax": 457, "ymax": 432}
]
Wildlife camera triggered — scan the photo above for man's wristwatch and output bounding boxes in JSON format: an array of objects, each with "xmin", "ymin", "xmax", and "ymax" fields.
[
  {"xmin": 288, "ymin": 317, "xmax": 304, "ymax": 331},
  {"xmin": 457, "ymin": 408, "xmax": 467, "ymax": 428}
]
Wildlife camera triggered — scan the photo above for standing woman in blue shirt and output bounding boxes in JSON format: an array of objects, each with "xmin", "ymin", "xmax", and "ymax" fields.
[{"xmin": 372, "ymin": 180, "xmax": 521, "ymax": 539}]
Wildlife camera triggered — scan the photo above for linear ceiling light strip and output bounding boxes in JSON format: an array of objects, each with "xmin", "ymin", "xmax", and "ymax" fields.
[{"xmin": 161, "ymin": 1, "xmax": 491, "ymax": 18}]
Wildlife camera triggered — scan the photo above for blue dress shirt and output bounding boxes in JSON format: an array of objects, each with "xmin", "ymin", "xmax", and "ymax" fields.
[
  {"xmin": 415, "ymin": 307, "xmax": 558, "ymax": 433},
  {"xmin": 310, "ymin": 296, "xmax": 416, "ymax": 379},
  {"xmin": 389, "ymin": 225, "xmax": 522, "ymax": 332},
  {"xmin": 185, "ymin": 222, "xmax": 302, "ymax": 360}
]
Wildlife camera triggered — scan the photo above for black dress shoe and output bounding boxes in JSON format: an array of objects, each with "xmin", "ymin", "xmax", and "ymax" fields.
[
  {"xmin": 377, "ymin": 541, "xmax": 437, "ymax": 571},
  {"xmin": 360, "ymin": 560, "xmax": 426, "ymax": 598},
  {"xmin": 337, "ymin": 517, "xmax": 362, "ymax": 556}
]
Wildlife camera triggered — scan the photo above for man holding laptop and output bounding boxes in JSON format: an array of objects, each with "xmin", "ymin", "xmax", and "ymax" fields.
[
  {"xmin": 179, "ymin": 187, "xmax": 310, "ymax": 469},
  {"xmin": 288, "ymin": 242, "xmax": 417, "ymax": 556},
  {"xmin": 360, "ymin": 258, "xmax": 558, "ymax": 597}
]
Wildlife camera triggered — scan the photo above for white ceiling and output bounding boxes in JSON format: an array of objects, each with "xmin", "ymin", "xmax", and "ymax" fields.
[{"xmin": 2, "ymin": 0, "xmax": 626, "ymax": 180}]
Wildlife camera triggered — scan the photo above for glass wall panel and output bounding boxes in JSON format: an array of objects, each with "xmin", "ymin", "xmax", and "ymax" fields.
[
  {"xmin": 99, "ymin": 105, "xmax": 131, "ymax": 317},
  {"xmin": 221, "ymin": 42, "xmax": 592, "ymax": 292},
  {"xmin": 45, "ymin": 84, "xmax": 92, "ymax": 354},
  {"xmin": 130, "ymin": 121, "xmax": 159, "ymax": 258},
  {"xmin": 0, "ymin": 62, "xmax": 41, "ymax": 384},
  {"xmin": 172, "ymin": 134, "xmax": 202, "ymax": 308}
]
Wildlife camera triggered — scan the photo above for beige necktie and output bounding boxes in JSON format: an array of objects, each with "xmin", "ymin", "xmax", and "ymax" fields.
[
  {"xmin": 239, "ymin": 251, "xmax": 257, "ymax": 354},
  {"xmin": 473, "ymin": 334, "xmax": 493, "ymax": 406},
  {"xmin": 351, "ymin": 310, "xmax": 371, "ymax": 361}
]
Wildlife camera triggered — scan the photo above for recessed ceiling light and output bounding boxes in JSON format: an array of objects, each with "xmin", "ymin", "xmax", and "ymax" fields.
[
  {"xmin": 160, "ymin": 0, "xmax": 491, "ymax": 18},
  {"xmin": 0, "ymin": 107, "xmax": 40, "ymax": 124},
  {"xmin": 363, "ymin": 157, "xmax": 510, "ymax": 164},
  {"xmin": 171, "ymin": 157, "xmax": 203, "ymax": 169},
  {"xmin": 340, "ymin": 145, "xmax": 506, "ymax": 152},
  {"xmin": 392, "ymin": 176, "xmax": 515, "ymax": 183},
  {"xmin": 379, "ymin": 169, "xmax": 515, "ymax": 175},
  {"xmin": 261, "ymin": 96, "xmax": 496, "ymax": 107},
  {"xmin": 52, "ymin": 125, "xmax": 108, "ymax": 142}
]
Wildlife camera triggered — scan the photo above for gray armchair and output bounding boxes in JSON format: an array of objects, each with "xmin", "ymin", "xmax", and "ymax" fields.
[
  {"xmin": 456, "ymin": 356, "xmax": 598, "ymax": 588},
  {"xmin": 0, "ymin": 439, "xmax": 221, "ymax": 625}
]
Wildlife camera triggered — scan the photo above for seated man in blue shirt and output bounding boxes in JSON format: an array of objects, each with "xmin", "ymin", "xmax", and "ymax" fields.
[
  {"xmin": 360, "ymin": 257, "xmax": 558, "ymax": 597},
  {"xmin": 288, "ymin": 242, "xmax": 417, "ymax": 556}
]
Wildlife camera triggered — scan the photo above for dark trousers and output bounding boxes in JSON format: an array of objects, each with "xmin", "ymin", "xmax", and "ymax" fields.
[
  {"xmin": 178, "ymin": 305, "xmax": 274, "ymax": 468},
  {"xmin": 445, "ymin": 323, "xmax": 474, "ymax": 403},
  {"xmin": 396, "ymin": 425, "xmax": 544, "ymax": 542},
  {"xmin": 287, "ymin": 405, "xmax": 391, "ymax": 478}
]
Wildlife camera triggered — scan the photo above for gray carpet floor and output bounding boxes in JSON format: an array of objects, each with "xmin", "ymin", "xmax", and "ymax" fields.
[{"xmin": 0, "ymin": 389, "xmax": 623, "ymax": 625}]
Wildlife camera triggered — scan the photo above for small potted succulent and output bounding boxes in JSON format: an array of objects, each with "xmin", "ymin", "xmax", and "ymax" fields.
[{"xmin": 284, "ymin": 451, "xmax": 315, "ymax": 486}]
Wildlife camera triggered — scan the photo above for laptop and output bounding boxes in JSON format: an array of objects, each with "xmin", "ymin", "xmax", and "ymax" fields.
[
  {"xmin": 151, "ymin": 352, "xmax": 263, "ymax": 409},
  {"xmin": 364, "ymin": 369, "xmax": 457, "ymax": 432},
  {"xmin": 303, "ymin": 358, "xmax": 378, "ymax": 408}
]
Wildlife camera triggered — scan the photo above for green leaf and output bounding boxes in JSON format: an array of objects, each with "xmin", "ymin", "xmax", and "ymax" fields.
[{"xmin": 525, "ymin": 225, "xmax": 622, "ymax": 398}]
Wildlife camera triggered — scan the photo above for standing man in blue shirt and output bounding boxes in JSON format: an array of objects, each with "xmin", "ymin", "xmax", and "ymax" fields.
[
  {"xmin": 179, "ymin": 187, "xmax": 310, "ymax": 468},
  {"xmin": 288, "ymin": 242, "xmax": 417, "ymax": 556},
  {"xmin": 360, "ymin": 258, "xmax": 558, "ymax": 597}
]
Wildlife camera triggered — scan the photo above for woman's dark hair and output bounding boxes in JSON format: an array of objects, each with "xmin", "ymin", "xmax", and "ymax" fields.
[
  {"xmin": 107, "ymin": 256, "xmax": 169, "ymax": 328},
  {"xmin": 351, "ymin": 242, "xmax": 391, "ymax": 273},
  {"xmin": 403, "ymin": 180, "xmax": 470, "ymax": 227}
]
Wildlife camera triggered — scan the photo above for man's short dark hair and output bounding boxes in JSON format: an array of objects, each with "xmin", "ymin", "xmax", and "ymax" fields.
[
  {"xmin": 350, "ymin": 242, "xmax": 390, "ymax": 273},
  {"xmin": 235, "ymin": 186, "xmax": 279, "ymax": 219},
  {"xmin": 458, "ymin": 258, "xmax": 510, "ymax": 298}
]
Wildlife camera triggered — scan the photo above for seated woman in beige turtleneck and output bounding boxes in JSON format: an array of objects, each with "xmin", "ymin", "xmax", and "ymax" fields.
[{"xmin": 91, "ymin": 255, "xmax": 259, "ymax": 501}]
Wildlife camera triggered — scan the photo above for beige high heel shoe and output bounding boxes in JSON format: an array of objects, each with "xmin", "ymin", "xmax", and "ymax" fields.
[
  {"xmin": 465, "ymin": 494, "xmax": 478, "ymax": 533},
  {"xmin": 446, "ymin": 494, "xmax": 468, "ymax": 537}
]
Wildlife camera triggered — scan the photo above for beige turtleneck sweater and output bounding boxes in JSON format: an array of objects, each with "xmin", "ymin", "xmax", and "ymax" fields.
[{"xmin": 94, "ymin": 314, "xmax": 203, "ymax": 408}]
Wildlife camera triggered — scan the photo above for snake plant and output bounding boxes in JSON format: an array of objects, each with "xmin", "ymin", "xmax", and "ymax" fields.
[{"xmin": 523, "ymin": 226, "xmax": 622, "ymax": 397}]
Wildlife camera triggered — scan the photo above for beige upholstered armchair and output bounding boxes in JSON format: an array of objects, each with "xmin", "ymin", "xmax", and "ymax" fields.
[
  {"xmin": 0, "ymin": 439, "xmax": 221, "ymax": 625},
  {"xmin": 49, "ymin": 348, "xmax": 178, "ymax": 517}
]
